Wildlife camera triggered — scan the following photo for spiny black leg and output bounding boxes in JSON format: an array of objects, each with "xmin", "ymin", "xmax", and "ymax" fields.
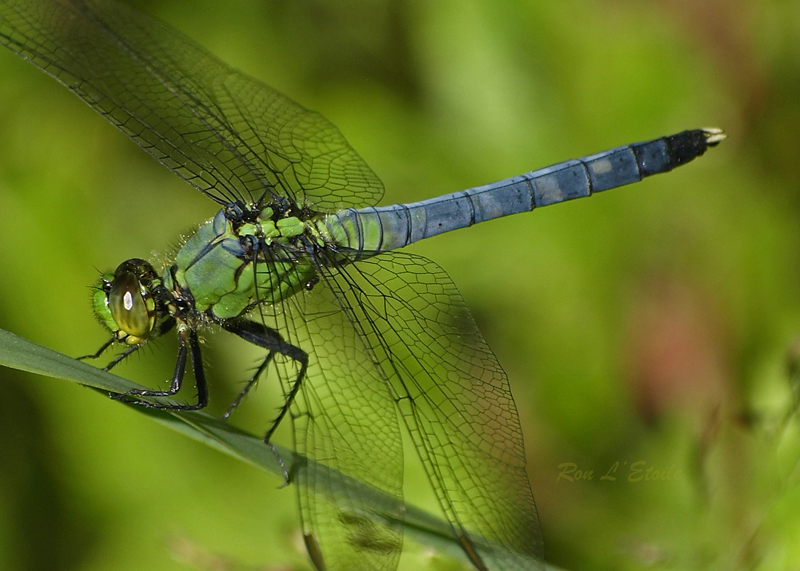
[
  {"xmin": 112, "ymin": 329, "xmax": 208, "ymax": 411},
  {"xmin": 78, "ymin": 339, "xmax": 132, "ymax": 372},
  {"xmin": 77, "ymin": 337, "xmax": 115, "ymax": 361},
  {"xmin": 265, "ymin": 355, "xmax": 307, "ymax": 443},
  {"xmin": 187, "ymin": 330, "xmax": 209, "ymax": 410},
  {"xmin": 222, "ymin": 319, "xmax": 308, "ymax": 442},
  {"xmin": 78, "ymin": 318, "xmax": 176, "ymax": 370},
  {"xmin": 111, "ymin": 332, "xmax": 186, "ymax": 404},
  {"xmin": 103, "ymin": 344, "xmax": 142, "ymax": 371},
  {"xmin": 79, "ymin": 336, "xmax": 142, "ymax": 400},
  {"xmin": 104, "ymin": 318, "xmax": 177, "ymax": 371},
  {"xmin": 222, "ymin": 319, "xmax": 304, "ymax": 485},
  {"xmin": 267, "ymin": 441, "xmax": 290, "ymax": 488},
  {"xmin": 222, "ymin": 352, "xmax": 275, "ymax": 420}
]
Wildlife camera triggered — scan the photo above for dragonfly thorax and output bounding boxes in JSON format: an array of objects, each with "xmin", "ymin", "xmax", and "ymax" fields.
[{"xmin": 165, "ymin": 206, "xmax": 321, "ymax": 321}]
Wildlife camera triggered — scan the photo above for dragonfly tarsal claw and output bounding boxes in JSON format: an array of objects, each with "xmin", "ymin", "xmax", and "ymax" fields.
[{"xmin": 109, "ymin": 390, "xmax": 148, "ymax": 403}]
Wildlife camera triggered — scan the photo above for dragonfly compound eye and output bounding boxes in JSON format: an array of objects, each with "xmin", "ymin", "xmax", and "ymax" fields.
[{"xmin": 108, "ymin": 270, "xmax": 155, "ymax": 341}]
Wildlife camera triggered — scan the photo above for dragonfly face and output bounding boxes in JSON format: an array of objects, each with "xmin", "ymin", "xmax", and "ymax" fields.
[{"xmin": 92, "ymin": 258, "xmax": 166, "ymax": 346}]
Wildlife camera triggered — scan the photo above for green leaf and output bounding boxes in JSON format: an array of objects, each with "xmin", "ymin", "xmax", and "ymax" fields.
[{"xmin": 0, "ymin": 328, "xmax": 550, "ymax": 570}]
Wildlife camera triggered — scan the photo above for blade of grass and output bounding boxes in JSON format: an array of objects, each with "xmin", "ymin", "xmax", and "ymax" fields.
[{"xmin": 0, "ymin": 327, "xmax": 547, "ymax": 570}]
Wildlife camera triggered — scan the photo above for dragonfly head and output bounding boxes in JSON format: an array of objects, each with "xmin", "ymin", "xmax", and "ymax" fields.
[{"xmin": 92, "ymin": 259, "xmax": 163, "ymax": 345}]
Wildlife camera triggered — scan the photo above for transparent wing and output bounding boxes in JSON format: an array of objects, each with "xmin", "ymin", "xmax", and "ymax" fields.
[
  {"xmin": 271, "ymin": 252, "xmax": 543, "ymax": 570},
  {"xmin": 0, "ymin": 0, "xmax": 383, "ymax": 210},
  {"xmin": 257, "ymin": 263, "xmax": 405, "ymax": 571}
]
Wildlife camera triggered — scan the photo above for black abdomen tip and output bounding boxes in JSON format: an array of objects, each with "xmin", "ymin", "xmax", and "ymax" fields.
[
  {"xmin": 633, "ymin": 128, "xmax": 725, "ymax": 177},
  {"xmin": 666, "ymin": 128, "xmax": 726, "ymax": 167}
]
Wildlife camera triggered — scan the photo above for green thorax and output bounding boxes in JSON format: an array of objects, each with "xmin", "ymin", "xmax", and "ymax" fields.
[{"xmin": 167, "ymin": 207, "xmax": 319, "ymax": 320}]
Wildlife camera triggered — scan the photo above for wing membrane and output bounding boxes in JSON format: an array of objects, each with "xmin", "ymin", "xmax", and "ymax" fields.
[
  {"xmin": 258, "ymin": 261, "xmax": 405, "ymax": 571},
  {"xmin": 313, "ymin": 252, "xmax": 544, "ymax": 570},
  {"xmin": 0, "ymin": 0, "xmax": 383, "ymax": 210}
]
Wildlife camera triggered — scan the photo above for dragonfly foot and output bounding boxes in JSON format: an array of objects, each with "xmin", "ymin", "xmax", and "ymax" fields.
[
  {"xmin": 266, "ymin": 441, "xmax": 290, "ymax": 487},
  {"xmin": 109, "ymin": 390, "xmax": 207, "ymax": 411}
]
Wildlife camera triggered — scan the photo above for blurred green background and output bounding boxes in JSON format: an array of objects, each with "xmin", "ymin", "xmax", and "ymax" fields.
[{"xmin": 1, "ymin": 0, "xmax": 799, "ymax": 570}]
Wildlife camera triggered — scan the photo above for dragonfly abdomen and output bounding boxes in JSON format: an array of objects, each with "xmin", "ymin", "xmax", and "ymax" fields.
[{"xmin": 320, "ymin": 128, "xmax": 724, "ymax": 254}]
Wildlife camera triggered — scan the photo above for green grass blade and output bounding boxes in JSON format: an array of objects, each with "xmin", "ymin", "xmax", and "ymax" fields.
[{"xmin": 0, "ymin": 328, "xmax": 548, "ymax": 569}]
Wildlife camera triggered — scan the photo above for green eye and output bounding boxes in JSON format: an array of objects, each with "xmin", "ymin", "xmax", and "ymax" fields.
[{"xmin": 108, "ymin": 270, "xmax": 154, "ymax": 339}]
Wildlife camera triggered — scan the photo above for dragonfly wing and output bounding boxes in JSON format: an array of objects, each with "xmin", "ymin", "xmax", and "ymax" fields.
[
  {"xmin": 259, "ymin": 267, "xmax": 405, "ymax": 571},
  {"xmin": 319, "ymin": 252, "xmax": 544, "ymax": 570},
  {"xmin": 0, "ymin": 0, "xmax": 383, "ymax": 210}
]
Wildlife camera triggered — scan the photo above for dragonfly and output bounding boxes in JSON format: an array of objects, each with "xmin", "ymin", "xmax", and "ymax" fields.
[{"xmin": 0, "ymin": 0, "xmax": 724, "ymax": 570}]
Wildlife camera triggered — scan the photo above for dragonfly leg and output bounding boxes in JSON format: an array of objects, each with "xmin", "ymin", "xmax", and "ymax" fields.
[
  {"xmin": 78, "ymin": 317, "xmax": 176, "ymax": 371},
  {"xmin": 78, "ymin": 336, "xmax": 143, "ymax": 372},
  {"xmin": 221, "ymin": 319, "xmax": 308, "ymax": 442},
  {"xmin": 103, "ymin": 344, "xmax": 143, "ymax": 371},
  {"xmin": 222, "ymin": 351, "xmax": 275, "ymax": 420},
  {"xmin": 76, "ymin": 336, "xmax": 115, "ymax": 361},
  {"xmin": 112, "ymin": 329, "xmax": 209, "ymax": 410}
]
